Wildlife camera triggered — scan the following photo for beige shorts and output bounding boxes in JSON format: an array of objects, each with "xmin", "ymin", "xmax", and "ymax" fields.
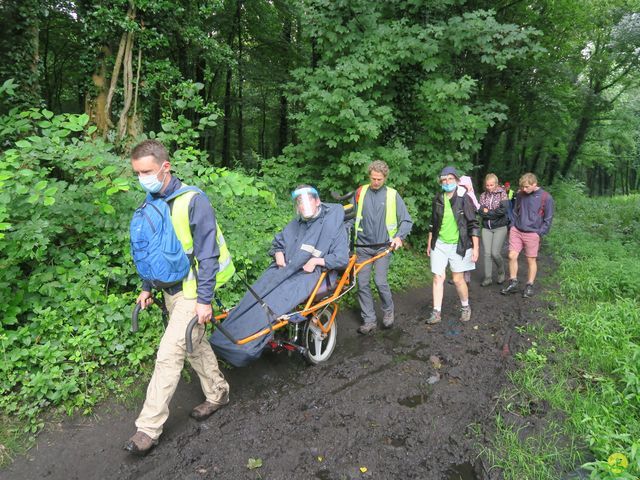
[{"xmin": 430, "ymin": 239, "xmax": 475, "ymax": 276}]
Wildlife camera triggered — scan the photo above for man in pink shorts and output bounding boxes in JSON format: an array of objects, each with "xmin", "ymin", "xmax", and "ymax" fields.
[{"xmin": 501, "ymin": 173, "xmax": 554, "ymax": 298}]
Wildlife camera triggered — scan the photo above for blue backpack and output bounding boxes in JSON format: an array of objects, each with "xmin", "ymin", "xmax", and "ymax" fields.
[{"xmin": 130, "ymin": 187, "xmax": 199, "ymax": 287}]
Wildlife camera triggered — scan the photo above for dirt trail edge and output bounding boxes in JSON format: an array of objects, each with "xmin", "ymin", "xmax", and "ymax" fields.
[{"xmin": 3, "ymin": 255, "xmax": 554, "ymax": 480}]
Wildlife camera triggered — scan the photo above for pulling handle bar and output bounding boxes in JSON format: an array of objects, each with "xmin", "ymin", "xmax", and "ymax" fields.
[
  {"xmin": 131, "ymin": 303, "xmax": 142, "ymax": 332},
  {"xmin": 186, "ymin": 316, "xmax": 238, "ymax": 354},
  {"xmin": 131, "ymin": 296, "xmax": 168, "ymax": 333}
]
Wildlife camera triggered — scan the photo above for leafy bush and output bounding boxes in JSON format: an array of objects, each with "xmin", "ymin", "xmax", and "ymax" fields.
[
  {"xmin": 496, "ymin": 187, "xmax": 640, "ymax": 479},
  {"xmin": 0, "ymin": 100, "xmax": 429, "ymax": 445},
  {"xmin": 0, "ymin": 104, "xmax": 287, "ymax": 434}
]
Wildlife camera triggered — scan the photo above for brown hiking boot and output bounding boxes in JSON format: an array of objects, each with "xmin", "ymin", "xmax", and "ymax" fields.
[
  {"xmin": 357, "ymin": 322, "xmax": 377, "ymax": 334},
  {"xmin": 190, "ymin": 399, "xmax": 228, "ymax": 421},
  {"xmin": 426, "ymin": 310, "xmax": 441, "ymax": 325},
  {"xmin": 459, "ymin": 305, "xmax": 471, "ymax": 322},
  {"xmin": 382, "ymin": 311, "xmax": 394, "ymax": 329},
  {"xmin": 124, "ymin": 431, "xmax": 158, "ymax": 455}
]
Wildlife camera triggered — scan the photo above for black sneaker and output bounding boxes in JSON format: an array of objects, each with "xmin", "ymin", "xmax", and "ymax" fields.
[
  {"xmin": 522, "ymin": 283, "xmax": 534, "ymax": 298},
  {"xmin": 500, "ymin": 279, "xmax": 519, "ymax": 295}
]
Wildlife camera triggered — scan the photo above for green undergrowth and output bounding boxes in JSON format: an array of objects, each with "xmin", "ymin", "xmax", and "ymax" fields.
[
  {"xmin": 0, "ymin": 104, "xmax": 429, "ymax": 466},
  {"xmin": 484, "ymin": 182, "xmax": 640, "ymax": 479}
]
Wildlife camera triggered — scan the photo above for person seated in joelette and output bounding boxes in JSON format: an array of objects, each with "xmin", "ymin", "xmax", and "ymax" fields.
[{"xmin": 210, "ymin": 185, "xmax": 350, "ymax": 367}]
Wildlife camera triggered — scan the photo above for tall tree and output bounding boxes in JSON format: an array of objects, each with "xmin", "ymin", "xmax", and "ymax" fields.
[
  {"xmin": 0, "ymin": 0, "xmax": 44, "ymax": 111},
  {"xmin": 557, "ymin": 9, "xmax": 640, "ymax": 181},
  {"xmin": 284, "ymin": 0, "xmax": 542, "ymax": 226}
]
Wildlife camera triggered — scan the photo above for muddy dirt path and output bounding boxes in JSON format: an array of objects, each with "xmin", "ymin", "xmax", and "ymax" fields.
[{"xmin": 3, "ymin": 255, "xmax": 553, "ymax": 480}]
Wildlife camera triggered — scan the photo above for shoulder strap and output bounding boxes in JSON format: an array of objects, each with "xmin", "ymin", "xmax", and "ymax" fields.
[
  {"xmin": 539, "ymin": 190, "xmax": 549, "ymax": 217},
  {"xmin": 354, "ymin": 185, "xmax": 364, "ymax": 204},
  {"xmin": 165, "ymin": 185, "xmax": 203, "ymax": 203}
]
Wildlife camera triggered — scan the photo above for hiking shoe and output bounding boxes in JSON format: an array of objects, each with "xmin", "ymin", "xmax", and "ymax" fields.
[
  {"xmin": 190, "ymin": 398, "xmax": 228, "ymax": 421},
  {"xmin": 357, "ymin": 322, "xmax": 377, "ymax": 334},
  {"xmin": 459, "ymin": 305, "xmax": 471, "ymax": 322},
  {"xmin": 382, "ymin": 311, "xmax": 394, "ymax": 329},
  {"xmin": 522, "ymin": 283, "xmax": 534, "ymax": 298},
  {"xmin": 124, "ymin": 431, "xmax": 158, "ymax": 455},
  {"xmin": 426, "ymin": 310, "xmax": 442, "ymax": 325},
  {"xmin": 497, "ymin": 271, "xmax": 506, "ymax": 284},
  {"xmin": 500, "ymin": 279, "xmax": 519, "ymax": 295},
  {"xmin": 480, "ymin": 278, "xmax": 492, "ymax": 287}
]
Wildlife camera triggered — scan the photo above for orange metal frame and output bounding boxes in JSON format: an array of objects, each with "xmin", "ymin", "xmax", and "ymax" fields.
[{"xmin": 214, "ymin": 248, "xmax": 392, "ymax": 345}]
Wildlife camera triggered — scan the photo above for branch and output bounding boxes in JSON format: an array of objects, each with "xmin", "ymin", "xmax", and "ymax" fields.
[
  {"xmin": 133, "ymin": 44, "xmax": 142, "ymax": 117},
  {"xmin": 117, "ymin": 31, "xmax": 135, "ymax": 141},
  {"xmin": 104, "ymin": 33, "xmax": 127, "ymax": 130},
  {"xmin": 598, "ymin": 61, "xmax": 640, "ymax": 93}
]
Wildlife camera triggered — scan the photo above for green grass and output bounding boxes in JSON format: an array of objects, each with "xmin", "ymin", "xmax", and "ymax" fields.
[
  {"xmin": 484, "ymin": 185, "xmax": 640, "ymax": 479},
  {"xmin": 482, "ymin": 415, "xmax": 581, "ymax": 479}
]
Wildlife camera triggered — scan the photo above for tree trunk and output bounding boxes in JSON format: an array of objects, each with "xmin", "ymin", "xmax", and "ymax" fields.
[
  {"xmin": 236, "ymin": 0, "xmax": 244, "ymax": 166},
  {"xmin": 259, "ymin": 89, "xmax": 267, "ymax": 158},
  {"xmin": 558, "ymin": 88, "xmax": 601, "ymax": 181},
  {"xmin": 117, "ymin": 30, "xmax": 135, "ymax": 141},
  {"xmin": 0, "ymin": 0, "xmax": 42, "ymax": 109},
  {"xmin": 503, "ymin": 124, "xmax": 517, "ymax": 169},
  {"xmin": 85, "ymin": 47, "xmax": 111, "ymax": 135},
  {"xmin": 277, "ymin": 15, "xmax": 292, "ymax": 156},
  {"xmin": 528, "ymin": 142, "xmax": 543, "ymax": 175},
  {"xmin": 586, "ymin": 167, "xmax": 595, "ymax": 195},
  {"xmin": 42, "ymin": 15, "xmax": 51, "ymax": 108},
  {"xmin": 222, "ymin": 67, "xmax": 233, "ymax": 167},
  {"xmin": 104, "ymin": 33, "xmax": 127, "ymax": 131},
  {"xmin": 476, "ymin": 123, "xmax": 501, "ymax": 180}
]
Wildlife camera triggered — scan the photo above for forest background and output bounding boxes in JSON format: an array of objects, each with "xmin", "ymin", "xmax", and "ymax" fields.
[{"xmin": 1, "ymin": 0, "xmax": 640, "ymax": 477}]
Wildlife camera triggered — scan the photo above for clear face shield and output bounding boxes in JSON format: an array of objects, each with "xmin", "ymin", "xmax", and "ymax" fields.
[{"xmin": 291, "ymin": 187, "xmax": 320, "ymax": 220}]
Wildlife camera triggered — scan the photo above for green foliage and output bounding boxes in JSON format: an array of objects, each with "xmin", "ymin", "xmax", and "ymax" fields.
[
  {"xmin": 0, "ymin": 99, "xmax": 287, "ymax": 437},
  {"xmin": 282, "ymin": 0, "xmax": 543, "ymax": 233},
  {"xmin": 488, "ymin": 186, "xmax": 640, "ymax": 478}
]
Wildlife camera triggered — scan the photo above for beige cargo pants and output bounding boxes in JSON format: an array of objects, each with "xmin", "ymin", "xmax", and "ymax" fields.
[{"xmin": 135, "ymin": 291, "xmax": 229, "ymax": 440}]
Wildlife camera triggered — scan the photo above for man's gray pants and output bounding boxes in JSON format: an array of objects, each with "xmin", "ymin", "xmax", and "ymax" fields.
[{"xmin": 357, "ymin": 248, "xmax": 393, "ymax": 325}]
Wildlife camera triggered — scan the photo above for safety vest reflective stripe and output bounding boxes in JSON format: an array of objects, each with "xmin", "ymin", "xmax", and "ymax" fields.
[
  {"xmin": 171, "ymin": 188, "xmax": 235, "ymax": 299},
  {"xmin": 354, "ymin": 184, "xmax": 398, "ymax": 242}
]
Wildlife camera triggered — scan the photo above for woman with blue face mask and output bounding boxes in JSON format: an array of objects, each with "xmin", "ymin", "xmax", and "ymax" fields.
[{"xmin": 426, "ymin": 166, "xmax": 480, "ymax": 325}]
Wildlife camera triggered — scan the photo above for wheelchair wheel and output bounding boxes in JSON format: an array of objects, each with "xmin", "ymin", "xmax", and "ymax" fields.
[{"xmin": 304, "ymin": 307, "xmax": 337, "ymax": 365}]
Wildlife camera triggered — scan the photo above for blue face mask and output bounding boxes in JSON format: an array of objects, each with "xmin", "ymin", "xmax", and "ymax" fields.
[
  {"xmin": 441, "ymin": 183, "xmax": 457, "ymax": 193},
  {"xmin": 138, "ymin": 167, "xmax": 167, "ymax": 193}
]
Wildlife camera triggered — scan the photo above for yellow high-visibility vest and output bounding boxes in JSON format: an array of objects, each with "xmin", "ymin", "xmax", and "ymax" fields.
[
  {"xmin": 171, "ymin": 188, "xmax": 234, "ymax": 299},
  {"xmin": 354, "ymin": 184, "xmax": 398, "ymax": 242}
]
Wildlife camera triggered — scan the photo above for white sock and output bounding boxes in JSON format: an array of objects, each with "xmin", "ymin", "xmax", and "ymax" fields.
[{"xmin": 461, "ymin": 299, "xmax": 469, "ymax": 307}]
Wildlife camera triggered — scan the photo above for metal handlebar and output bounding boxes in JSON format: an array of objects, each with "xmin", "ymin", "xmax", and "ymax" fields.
[
  {"xmin": 131, "ymin": 296, "xmax": 169, "ymax": 333},
  {"xmin": 131, "ymin": 302, "xmax": 142, "ymax": 332},
  {"xmin": 185, "ymin": 316, "xmax": 238, "ymax": 354},
  {"xmin": 330, "ymin": 190, "xmax": 354, "ymax": 202}
]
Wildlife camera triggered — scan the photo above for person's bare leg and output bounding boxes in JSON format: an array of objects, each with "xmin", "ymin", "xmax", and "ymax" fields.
[
  {"xmin": 508, "ymin": 251, "xmax": 519, "ymax": 280},
  {"xmin": 432, "ymin": 273, "xmax": 445, "ymax": 310},
  {"xmin": 526, "ymin": 256, "xmax": 537, "ymax": 284},
  {"xmin": 451, "ymin": 271, "xmax": 468, "ymax": 302}
]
